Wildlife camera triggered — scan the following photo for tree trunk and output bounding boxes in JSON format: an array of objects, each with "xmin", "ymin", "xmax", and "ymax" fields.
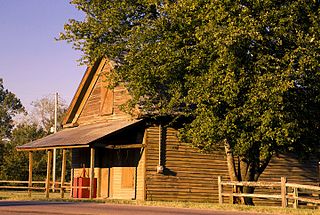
[
  {"xmin": 224, "ymin": 140, "xmax": 241, "ymax": 203},
  {"xmin": 242, "ymin": 186, "xmax": 255, "ymax": 205},
  {"xmin": 224, "ymin": 140, "xmax": 238, "ymax": 181},
  {"xmin": 239, "ymin": 158, "xmax": 255, "ymax": 205},
  {"xmin": 224, "ymin": 140, "xmax": 273, "ymax": 205},
  {"xmin": 239, "ymin": 155, "xmax": 272, "ymax": 205}
]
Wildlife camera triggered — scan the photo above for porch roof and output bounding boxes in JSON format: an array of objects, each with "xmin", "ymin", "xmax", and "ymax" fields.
[{"xmin": 17, "ymin": 119, "xmax": 143, "ymax": 151}]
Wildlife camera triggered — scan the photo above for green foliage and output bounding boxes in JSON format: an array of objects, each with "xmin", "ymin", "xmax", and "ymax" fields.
[
  {"xmin": 60, "ymin": 0, "xmax": 320, "ymax": 182},
  {"xmin": 0, "ymin": 124, "xmax": 47, "ymax": 180},
  {"xmin": 0, "ymin": 78, "xmax": 24, "ymax": 139},
  {"xmin": 0, "ymin": 85, "xmax": 70, "ymax": 181},
  {"xmin": 0, "ymin": 78, "xmax": 24, "ymax": 170}
]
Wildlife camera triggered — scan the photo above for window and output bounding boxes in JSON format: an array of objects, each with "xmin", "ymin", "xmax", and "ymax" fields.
[
  {"xmin": 100, "ymin": 78, "xmax": 114, "ymax": 115},
  {"xmin": 121, "ymin": 167, "xmax": 134, "ymax": 189}
]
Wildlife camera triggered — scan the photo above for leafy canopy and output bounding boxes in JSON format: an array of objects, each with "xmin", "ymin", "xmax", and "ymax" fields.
[
  {"xmin": 60, "ymin": 0, "xmax": 320, "ymax": 178},
  {"xmin": 0, "ymin": 124, "xmax": 47, "ymax": 180},
  {"xmin": 0, "ymin": 78, "xmax": 24, "ymax": 139}
]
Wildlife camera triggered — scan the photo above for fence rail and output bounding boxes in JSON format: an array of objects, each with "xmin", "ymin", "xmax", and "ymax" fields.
[
  {"xmin": 0, "ymin": 180, "xmax": 71, "ymax": 196},
  {"xmin": 218, "ymin": 176, "xmax": 320, "ymax": 208},
  {"xmin": 0, "ymin": 180, "xmax": 95, "ymax": 199}
]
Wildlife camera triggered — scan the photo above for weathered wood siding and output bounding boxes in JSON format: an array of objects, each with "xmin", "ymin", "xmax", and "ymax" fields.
[
  {"xmin": 72, "ymin": 125, "xmax": 146, "ymax": 200},
  {"xmin": 255, "ymin": 154, "xmax": 319, "ymax": 206},
  {"xmin": 99, "ymin": 167, "xmax": 109, "ymax": 198},
  {"xmin": 72, "ymin": 152, "xmax": 145, "ymax": 200},
  {"xmin": 261, "ymin": 154, "xmax": 318, "ymax": 184},
  {"xmin": 111, "ymin": 167, "xmax": 135, "ymax": 199},
  {"xmin": 145, "ymin": 126, "xmax": 229, "ymax": 202},
  {"xmin": 144, "ymin": 126, "xmax": 319, "ymax": 203},
  {"xmin": 136, "ymin": 148, "xmax": 146, "ymax": 200},
  {"xmin": 77, "ymin": 63, "xmax": 131, "ymax": 125}
]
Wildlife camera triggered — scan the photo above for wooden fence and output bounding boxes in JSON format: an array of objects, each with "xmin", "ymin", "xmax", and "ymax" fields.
[
  {"xmin": 0, "ymin": 180, "xmax": 71, "ymax": 198},
  {"xmin": 218, "ymin": 176, "xmax": 320, "ymax": 208}
]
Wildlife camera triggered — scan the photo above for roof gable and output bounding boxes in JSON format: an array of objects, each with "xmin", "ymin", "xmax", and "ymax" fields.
[
  {"xmin": 63, "ymin": 58, "xmax": 132, "ymax": 127},
  {"xmin": 63, "ymin": 58, "xmax": 108, "ymax": 126}
]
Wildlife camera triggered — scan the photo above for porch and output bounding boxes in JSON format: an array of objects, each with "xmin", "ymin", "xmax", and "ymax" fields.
[{"xmin": 16, "ymin": 120, "xmax": 145, "ymax": 199}]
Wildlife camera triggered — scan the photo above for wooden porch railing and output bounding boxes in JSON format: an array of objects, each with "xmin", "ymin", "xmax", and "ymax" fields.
[{"xmin": 218, "ymin": 176, "xmax": 320, "ymax": 208}]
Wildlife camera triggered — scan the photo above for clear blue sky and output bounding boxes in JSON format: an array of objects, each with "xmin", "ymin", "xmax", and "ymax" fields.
[{"xmin": 0, "ymin": 0, "xmax": 86, "ymax": 111}]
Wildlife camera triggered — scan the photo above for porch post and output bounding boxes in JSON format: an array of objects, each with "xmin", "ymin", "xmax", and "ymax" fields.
[
  {"xmin": 70, "ymin": 167, "xmax": 74, "ymax": 198},
  {"xmin": 60, "ymin": 149, "xmax": 67, "ymax": 198},
  {"xmin": 28, "ymin": 151, "xmax": 33, "ymax": 197},
  {"xmin": 70, "ymin": 150, "xmax": 73, "ymax": 198},
  {"xmin": 97, "ymin": 167, "xmax": 101, "ymax": 198},
  {"xmin": 90, "ymin": 147, "xmax": 95, "ymax": 199},
  {"xmin": 45, "ymin": 149, "xmax": 53, "ymax": 198}
]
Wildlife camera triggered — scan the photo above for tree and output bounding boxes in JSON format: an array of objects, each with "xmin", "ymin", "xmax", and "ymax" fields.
[
  {"xmin": 0, "ymin": 78, "xmax": 24, "ymax": 169},
  {"xmin": 0, "ymin": 93, "xmax": 71, "ymax": 181},
  {"xmin": 0, "ymin": 124, "xmax": 47, "ymax": 180},
  {"xmin": 0, "ymin": 78, "xmax": 24, "ymax": 139},
  {"xmin": 29, "ymin": 94, "xmax": 68, "ymax": 133},
  {"xmin": 60, "ymin": 0, "xmax": 320, "ymax": 204}
]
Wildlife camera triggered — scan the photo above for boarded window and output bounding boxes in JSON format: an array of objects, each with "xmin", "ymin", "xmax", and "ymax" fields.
[
  {"xmin": 121, "ymin": 167, "xmax": 134, "ymax": 189},
  {"xmin": 100, "ymin": 78, "xmax": 114, "ymax": 115}
]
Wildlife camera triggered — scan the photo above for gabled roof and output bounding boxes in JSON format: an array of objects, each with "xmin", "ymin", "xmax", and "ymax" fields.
[{"xmin": 63, "ymin": 58, "xmax": 108, "ymax": 127}]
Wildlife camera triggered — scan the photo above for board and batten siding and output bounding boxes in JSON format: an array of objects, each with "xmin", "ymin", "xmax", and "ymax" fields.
[
  {"xmin": 144, "ymin": 126, "xmax": 319, "ymax": 203},
  {"xmin": 77, "ymin": 64, "xmax": 131, "ymax": 126},
  {"xmin": 136, "ymin": 147, "xmax": 146, "ymax": 200}
]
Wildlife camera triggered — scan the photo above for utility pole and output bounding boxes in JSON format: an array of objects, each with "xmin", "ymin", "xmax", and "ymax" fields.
[{"xmin": 52, "ymin": 92, "xmax": 58, "ymax": 192}]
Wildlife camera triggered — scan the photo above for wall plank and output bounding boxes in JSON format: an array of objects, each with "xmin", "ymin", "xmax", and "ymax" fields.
[
  {"xmin": 77, "ymin": 63, "xmax": 132, "ymax": 125},
  {"xmin": 145, "ymin": 126, "xmax": 319, "ymax": 203}
]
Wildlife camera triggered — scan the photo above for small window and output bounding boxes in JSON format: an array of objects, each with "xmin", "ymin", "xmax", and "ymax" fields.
[{"xmin": 100, "ymin": 78, "xmax": 114, "ymax": 115}]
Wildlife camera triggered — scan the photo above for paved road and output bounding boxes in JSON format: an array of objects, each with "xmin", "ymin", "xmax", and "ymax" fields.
[{"xmin": 0, "ymin": 201, "xmax": 263, "ymax": 215}]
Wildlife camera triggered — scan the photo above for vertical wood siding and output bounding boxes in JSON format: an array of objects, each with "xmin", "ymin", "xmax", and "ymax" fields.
[
  {"xmin": 136, "ymin": 148, "xmax": 146, "ymax": 200},
  {"xmin": 77, "ymin": 65, "xmax": 132, "ymax": 125},
  {"xmin": 100, "ymin": 167, "xmax": 109, "ymax": 198},
  {"xmin": 111, "ymin": 167, "xmax": 135, "ymax": 199},
  {"xmin": 72, "ymin": 144, "xmax": 146, "ymax": 200}
]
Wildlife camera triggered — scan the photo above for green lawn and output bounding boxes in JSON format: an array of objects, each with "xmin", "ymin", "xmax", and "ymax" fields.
[{"xmin": 0, "ymin": 190, "xmax": 319, "ymax": 215}]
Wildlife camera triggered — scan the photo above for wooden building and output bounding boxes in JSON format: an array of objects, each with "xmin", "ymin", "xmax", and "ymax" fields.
[{"xmin": 17, "ymin": 58, "xmax": 319, "ymax": 203}]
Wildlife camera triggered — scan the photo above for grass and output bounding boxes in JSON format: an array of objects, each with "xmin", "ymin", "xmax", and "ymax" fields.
[{"xmin": 0, "ymin": 190, "xmax": 319, "ymax": 215}]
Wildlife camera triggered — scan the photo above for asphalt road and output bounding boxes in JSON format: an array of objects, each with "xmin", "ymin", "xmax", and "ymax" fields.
[{"xmin": 0, "ymin": 201, "xmax": 263, "ymax": 215}]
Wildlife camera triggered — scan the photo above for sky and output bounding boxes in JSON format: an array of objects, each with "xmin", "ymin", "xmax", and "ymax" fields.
[{"xmin": 0, "ymin": 0, "xmax": 86, "ymax": 111}]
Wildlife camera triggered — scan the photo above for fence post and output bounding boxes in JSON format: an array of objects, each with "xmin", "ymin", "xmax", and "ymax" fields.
[
  {"xmin": 293, "ymin": 188, "xmax": 298, "ymax": 209},
  {"xmin": 281, "ymin": 177, "xmax": 287, "ymax": 208},
  {"xmin": 229, "ymin": 185, "xmax": 234, "ymax": 204},
  {"xmin": 218, "ymin": 176, "xmax": 222, "ymax": 204}
]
